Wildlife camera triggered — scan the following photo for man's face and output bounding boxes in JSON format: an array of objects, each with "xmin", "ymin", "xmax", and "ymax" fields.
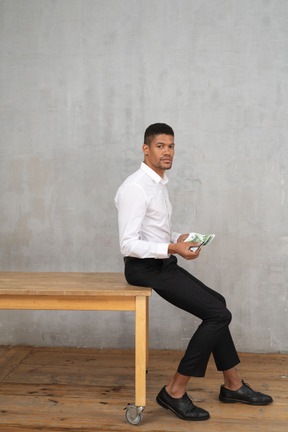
[{"xmin": 142, "ymin": 134, "xmax": 175, "ymax": 177}]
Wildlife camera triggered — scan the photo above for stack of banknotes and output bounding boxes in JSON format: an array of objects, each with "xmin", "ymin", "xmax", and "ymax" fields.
[{"xmin": 184, "ymin": 232, "xmax": 215, "ymax": 252}]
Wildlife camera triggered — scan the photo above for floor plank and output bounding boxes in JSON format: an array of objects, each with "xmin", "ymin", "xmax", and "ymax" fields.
[
  {"xmin": 0, "ymin": 346, "xmax": 287, "ymax": 431},
  {"xmin": 0, "ymin": 346, "xmax": 33, "ymax": 381}
]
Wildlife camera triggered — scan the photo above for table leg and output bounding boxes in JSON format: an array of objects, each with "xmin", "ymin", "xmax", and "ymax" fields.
[
  {"xmin": 135, "ymin": 295, "xmax": 148, "ymax": 407},
  {"xmin": 146, "ymin": 296, "xmax": 149, "ymax": 368}
]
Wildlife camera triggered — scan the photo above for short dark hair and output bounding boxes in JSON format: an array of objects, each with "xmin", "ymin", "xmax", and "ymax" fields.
[{"xmin": 144, "ymin": 123, "xmax": 174, "ymax": 145}]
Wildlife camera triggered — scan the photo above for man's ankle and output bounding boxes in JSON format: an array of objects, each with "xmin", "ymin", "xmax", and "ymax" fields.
[
  {"xmin": 223, "ymin": 381, "xmax": 242, "ymax": 391},
  {"xmin": 165, "ymin": 385, "xmax": 185, "ymax": 399}
]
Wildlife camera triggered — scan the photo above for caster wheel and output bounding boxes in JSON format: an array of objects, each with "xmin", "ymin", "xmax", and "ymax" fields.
[{"xmin": 125, "ymin": 405, "xmax": 144, "ymax": 425}]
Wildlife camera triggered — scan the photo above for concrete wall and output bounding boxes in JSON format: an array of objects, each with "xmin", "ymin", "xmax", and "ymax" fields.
[{"xmin": 0, "ymin": 0, "xmax": 287, "ymax": 353}]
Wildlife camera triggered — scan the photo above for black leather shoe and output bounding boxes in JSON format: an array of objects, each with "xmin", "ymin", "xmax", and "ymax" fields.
[
  {"xmin": 219, "ymin": 380, "xmax": 273, "ymax": 405},
  {"xmin": 156, "ymin": 386, "xmax": 210, "ymax": 421}
]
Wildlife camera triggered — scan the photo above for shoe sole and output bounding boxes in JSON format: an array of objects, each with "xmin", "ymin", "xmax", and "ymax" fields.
[
  {"xmin": 219, "ymin": 395, "xmax": 273, "ymax": 406},
  {"xmin": 156, "ymin": 395, "xmax": 210, "ymax": 421}
]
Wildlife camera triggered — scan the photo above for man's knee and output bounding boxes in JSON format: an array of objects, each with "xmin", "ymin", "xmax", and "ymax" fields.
[
  {"xmin": 217, "ymin": 292, "xmax": 227, "ymax": 307},
  {"xmin": 208, "ymin": 306, "xmax": 232, "ymax": 329},
  {"xmin": 221, "ymin": 308, "xmax": 232, "ymax": 326}
]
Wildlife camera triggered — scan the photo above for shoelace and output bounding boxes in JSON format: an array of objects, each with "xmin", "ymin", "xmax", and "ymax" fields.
[{"xmin": 242, "ymin": 381, "xmax": 263, "ymax": 398}]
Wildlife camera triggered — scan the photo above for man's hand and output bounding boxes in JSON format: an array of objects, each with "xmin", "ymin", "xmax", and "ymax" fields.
[
  {"xmin": 168, "ymin": 241, "xmax": 201, "ymax": 260},
  {"xmin": 177, "ymin": 234, "xmax": 189, "ymax": 243}
]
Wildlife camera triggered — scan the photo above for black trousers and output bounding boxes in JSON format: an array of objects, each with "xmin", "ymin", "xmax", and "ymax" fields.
[{"xmin": 124, "ymin": 255, "xmax": 240, "ymax": 377}]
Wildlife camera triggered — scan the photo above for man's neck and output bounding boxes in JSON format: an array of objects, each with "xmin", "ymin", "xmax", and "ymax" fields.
[{"xmin": 143, "ymin": 160, "xmax": 165, "ymax": 178}]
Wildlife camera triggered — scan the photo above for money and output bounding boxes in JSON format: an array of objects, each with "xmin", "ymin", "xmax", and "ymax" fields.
[{"xmin": 184, "ymin": 232, "xmax": 215, "ymax": 252}]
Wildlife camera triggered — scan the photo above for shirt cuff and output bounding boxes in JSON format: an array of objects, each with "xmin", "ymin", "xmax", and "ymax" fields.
[
  {"xmin": 171, "ymin": 231, "xmax": 181, "ymax": 243},
  {"xmin": 155, "ymin": 243, "xmax": 170, "ymax": 259}
]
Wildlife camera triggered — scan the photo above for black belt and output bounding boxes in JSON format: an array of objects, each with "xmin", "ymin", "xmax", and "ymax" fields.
[{"xmin": 124, "ymin": 256, "xmax": 137, "ymax": 263}]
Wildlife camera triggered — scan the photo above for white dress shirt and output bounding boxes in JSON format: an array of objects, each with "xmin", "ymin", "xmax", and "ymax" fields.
[{"xmin": 114, "ymin": 162, "xmax": 181, "ymax": 258}]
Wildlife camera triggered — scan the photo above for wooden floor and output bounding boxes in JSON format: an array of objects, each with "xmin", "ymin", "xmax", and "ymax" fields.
[{"xmin": 0, "ymin": 346, "xmax": 287, "ymax": 431}]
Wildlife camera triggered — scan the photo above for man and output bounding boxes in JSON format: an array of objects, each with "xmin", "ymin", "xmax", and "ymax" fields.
[{"xmin": 114, "ymin": 123, "xmax": 272, "ymax": 421}]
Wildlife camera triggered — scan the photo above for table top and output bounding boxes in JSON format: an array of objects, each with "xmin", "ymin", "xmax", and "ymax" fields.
[{"xmin": 0, "ymin": 272, "xmax": 152, "ymax": 297}]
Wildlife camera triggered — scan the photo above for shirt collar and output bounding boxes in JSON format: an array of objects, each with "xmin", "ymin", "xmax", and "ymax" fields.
[{"xmin": 140, "ymin": 162, "xmax": 169, "ymax": 185}]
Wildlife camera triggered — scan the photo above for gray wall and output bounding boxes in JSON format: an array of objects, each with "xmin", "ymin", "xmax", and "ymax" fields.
[{"xmin": 0, "ymin": 0, "xmax": 287, "ymax": 354}]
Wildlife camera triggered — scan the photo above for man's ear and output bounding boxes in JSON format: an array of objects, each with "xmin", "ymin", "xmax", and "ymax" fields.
[{"xmin": 142, "ymin": 143, "xmax": 149, "ymax": 155}]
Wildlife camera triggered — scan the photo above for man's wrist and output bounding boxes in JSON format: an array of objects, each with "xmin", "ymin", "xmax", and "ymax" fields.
[{"xmin": 168, "ymin": 243, "xmax": 177, "ymax": 254}]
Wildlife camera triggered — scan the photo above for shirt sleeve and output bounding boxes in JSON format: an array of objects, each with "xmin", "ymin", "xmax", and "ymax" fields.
[
  {"xmin": 170, "ymin": 230, "xmax": 181, "ymax": 244},
  {"xmin": 114, "ymin": 183, "xmax": 170, "ymax": 258}
]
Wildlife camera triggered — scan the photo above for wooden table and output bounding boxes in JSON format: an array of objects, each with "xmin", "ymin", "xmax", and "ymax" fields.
[{"xmin": 0, "ymin": 272, "xmax": 151, "ymax": 425}]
